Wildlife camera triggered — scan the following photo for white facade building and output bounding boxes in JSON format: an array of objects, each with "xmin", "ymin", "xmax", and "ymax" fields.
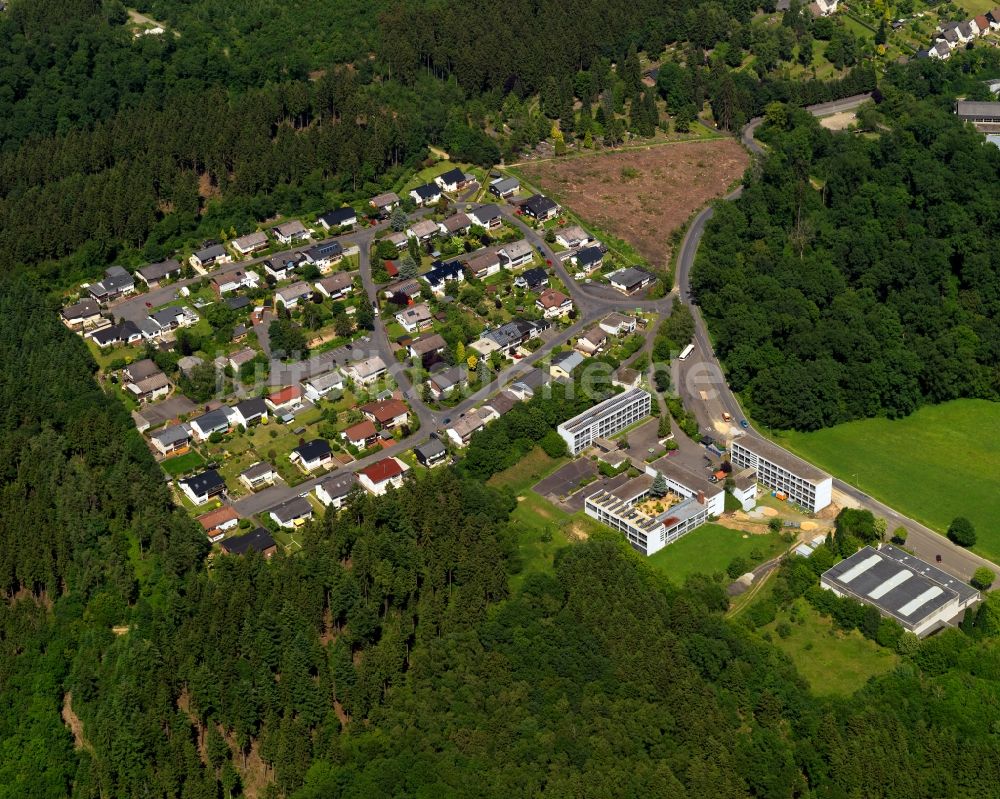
[
  {"xmin": 557, "ymin": 388, "xmax": 651, "ymax": 455},
  {"xmin": 730, "ymin": 436, "xmax": 832, "ymax": 513}
]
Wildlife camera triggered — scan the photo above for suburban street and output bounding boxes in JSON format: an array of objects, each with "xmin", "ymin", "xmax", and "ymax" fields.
[{"xmin": 122, "ymin": 93, "xmax": 994, "ymax": 582}]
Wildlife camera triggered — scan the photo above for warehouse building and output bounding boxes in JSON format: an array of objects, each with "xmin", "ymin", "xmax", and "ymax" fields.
[
  {"xmin": 820, "ymin": 545, "xmax": 980, "ymax": 637},
  {"xmin": 557, "ymin": 388, "xmax": 651, "ymax": 454},
  {"xmin": 730, "ymin": 436, "xmax": 832, "ymax": 513}
]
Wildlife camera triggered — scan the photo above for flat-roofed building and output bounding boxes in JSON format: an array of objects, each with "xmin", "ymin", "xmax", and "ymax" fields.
[
  {"xmin": 584, "ymin": 474, "xmax": 710, "ymax": 556},
  {"xmin": 730, "ymin": 436, "xmax": 832, "ymax": 512},
  {"xmin": 645, "ymin": 456, "xmax": 726, "ymax": 517},
  {"xmin": 820, "ymin": 545, "xmax": 980, "ymax": 637},
  {"xmin": 557, "ymin": 388, "xmax": 651, "ymax": 455}
]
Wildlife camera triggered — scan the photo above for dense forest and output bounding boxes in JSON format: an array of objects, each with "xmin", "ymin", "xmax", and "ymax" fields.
[
  {"xmin": 5, "ymin": 275, "xmax": 1000, "ymax": 797},
  {"xmin": 693, "ymin": 66, "xmax": 1000, "ymax": 430},
  {"xmin": 0, "ymin": 0, "xmax": 881, "ymax": 287}
]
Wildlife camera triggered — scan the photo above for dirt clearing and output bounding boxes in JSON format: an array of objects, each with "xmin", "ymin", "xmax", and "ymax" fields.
[
  {"xmin": 519, "ymin": 139, "xmax": 748, "ymax": 268},
  {"xmin": 819, "ymin": 111, "xmax": 856, "ymax": 130}
]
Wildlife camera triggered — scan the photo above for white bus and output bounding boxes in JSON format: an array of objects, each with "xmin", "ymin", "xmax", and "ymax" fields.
[{"xmin": 679, "ymin": 343, "xmax": 695, "ymax": 361}]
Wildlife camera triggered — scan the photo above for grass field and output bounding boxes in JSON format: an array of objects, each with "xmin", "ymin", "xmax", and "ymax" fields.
[
  {"xmin": 486, "ymin": 447, "xmax": 567, "ymax": 493},
  {"xmin": 773, "ymin": 400, "xmax": 1000, "ymax": 559},
  {"xmin": 762, "ymin": 599, "xmax": 899, "ymax": 696},
  {"xmin": 160, "ymin": 450, "xmax": 205, "ymax": 476},
  {"xmin": 507, "ymin": 492, "xmax": 574, "ymax": 591},
  {"xmin": 646, "ymin": 524, "xmax": 788, "ymax": 583}
]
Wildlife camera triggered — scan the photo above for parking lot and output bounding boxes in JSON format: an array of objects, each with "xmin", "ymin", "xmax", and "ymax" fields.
[
  {"xmin": 533, "ymin": 459, "xmax": 597, "ymax": 499},
  {"xmin": 562, "ymin": 471, "xmax": 632, "ymax": 512}
]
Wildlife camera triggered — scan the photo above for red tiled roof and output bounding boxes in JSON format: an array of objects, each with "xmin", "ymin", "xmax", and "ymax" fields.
[
  {"xmin": 268, "ymin": 385, "xmax": 301, "ymax": 405},
  {"xmin": 197, "ymin": 506, "xmax": 239, "ymax": 531},
  {"xmin": 360, "ymin": 457, "xmax": 403, "ymax": 484},
  {"xmin": 344, "ymin": 420, "xmax": 377, "ymax": 442},
  {"xmin": 385, "ymin": 261, "xmax": 399, "ymax": 276},
  {"xmin": 361, "ymin": 399, "xmax": 409, "ymax": 424}
]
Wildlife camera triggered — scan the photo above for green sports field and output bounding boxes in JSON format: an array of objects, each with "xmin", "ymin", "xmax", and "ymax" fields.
[{"xmin": 773, "ymin": 400, "xmax": 1000, "ymax": 559}]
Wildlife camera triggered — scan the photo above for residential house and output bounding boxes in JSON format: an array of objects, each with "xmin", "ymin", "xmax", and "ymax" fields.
[
  {"xmin": 149, "ymin": 423, "xmax": 192, "ymax": 456},
  {"xmin": 228, "ymin": 348, "xmax": 258, "ymax": 373},
  {"xmin": 88, "ymin": 320, "xmax": 143, "ymax": 348},
  {"xmin": 230, "ymin": 397, "xmax": 268, "ymax": 427},
  {"xmin": 197, "ymin": 506, "xmax": 240, "ymax": 542},
  {"xmin": 317, "ymin": 207, "xmax": 358, "ymax": 231},
  {"xmin": 385, "ymin": 231, "xmax": 409, "ymax": 250},
  {"xmin": 231, "ymin": 323, "xmax": 248, "ymax": 343},
  {"xmin": 408, "ymin": 332, "xmax": 447, "ymax": 361},
  {"xmin": 239, "ymin": 461, "xmax": 278, "ymax": 491},
  {"xmin": 189, "ymin": 408, "xmax": 233, "ymax": 441},
  {"xmin": 407, "ymin": 219, "xmax": 440, "ymax": 242},
  {"xmin": 957, "ymin": 20, "xmax": 975, "ymax": 41},
  {"xmin": 409, "ymin": 183, "xmax": 441, "ymax": 206},
  {"xmin": 446, "ymin": 408, "xmax": 491, "ymax": 447},
  {"xmin": 135, "ymin": 317, "xmax": 163, "ymax": 340},
  {"xmin": 613, "ymin": 366, "xmax": 641, "ymax": 389},
  {"xmin": 383, "ymin": 277, "xmax": 422, "ymax": 301},
  {"xmin": 550, "ymin": 350, "xmax": 584, "ymax": 380},
  {"xmin": 479, "ymin": 317, "xmax": 548, "ymax": 356},
  {"xmin": 342, "ymin": 356, "xmax": 387, "ymax": 386},
  {"xmin": 150, "ymin": 305, "xmax": 198, "ymax": 331},
  {"xmin": 608, "ymin": 267, "xmax": 655, "ymax": 294},
  {"xmin": 498, "ymin": 240, "xmax": 533, "ymax": 270},
  {"xmin": 485, "ymin": 389, "xmax": 520, "ymax": 418},
  {"xmin": 434, "ymin": 167, "xmax": 469, "ymax": 192},
  {"xmin": 302, "ymin": 370, "xmax": 345, "ymax": 402},
  {"xmin": 265, "ymin": 385, "xmax": 302, "ymax": 414},
  {"xmin": 468, "ymin": 203, "xmax": 501, "ymax": 229},
  {"xmin": 369, "ymin": 192, "xmax": 400, "ymax": 215},
  {"xmin": 361, "ymin": 398, "xmax": 409, "ymax": 429},
  {"xmin": 88, "ymin": 266, "xmax": 135, "ymax": 302},
  {"xmin": 572, "ymin": 245, "xmax": 604, "ymax": 274},
  {"xmin": 522, "ymin": 194, "xmax": 559, "ymax": 221},
  {"xmin": 315, "ymin": 473, "xmax": 358, "ymax": 508},
  {"xmin": 61, "ymin": 298, "xmax": 103, "ymax": 331},
  {"xmin": 439, "ymin": 212, "xmax": 472, "ymax": 237},
  {"xmin": 136, "ymin": 259, "xmax": 181, "ymax": 288},
  {"xmin": 809, "ymin": 0, "xmax": 838, "ymax": 14},
  {"xmin": 274, "ymin": 281, "xmax": 314, "ymax": 309},
  {"xmin": 576, "ymin": 326, "xmax": 607, "ymax": 355},
  {"xmin": 600, "ymin": 313, "xmax": 637, "ymax": 336},
  {"xmin": 211, "ymin": 268, "xmax": 258, "ymax": 296},
  {"xmin": 179, "ymin": 469, "xmax": 226, "ymax": 505},
  {"xmin": 272, "ymin": 220, "xmax": 311, "ymax": 244},
  {"xmin": 177, "ymin": 355, "xmax": 204, "ymax": 376},
  {"xmin": 264, "ymin": 254, "xmax": 304, "ymax": 282},
  {"xmin": 975, "ymin": 14, "xmax": 991, "ymax": 33},
  {"xmin": 395, "ymin": 302, "xmax": 433, "ymax": 333},
  {"xmin": 190, "ymin": 243, "xmax": 230, "ymax": 270},
  {"xmin": 358, "ymin": 457, "xmax": 408, "ymax": 495},
  {"xmin": 269, "ymin": 497, "xmax": 313, "ymax": 528},
  {"xmin": 231, "ymin": 231, "xmax": 269, "ymax": 257},
  {"xmin": 990, "ymin": 7, "xmax": 1000, "ymax": 29},
  {"xmin": 315, "ymin": 272, "xmax": 353, "ymax": 299},
  {"xmin": 306, "ymin": 241, "xmax": 344, "ymax": 271},
  {"xmin": 931, "ymin": 40, "xmax": 952, "ymax": 59},
  {"xmin": 289, "ymin": 439, "xmax": 334, "ymax": 473},
  {"xmin": 125, "ymin": 371, "xmax": 171, "ymax": 403},
  {"xmin": 414, "ymin": 438, "xmax": 448, "ymax": 467},
  {"xmin": 536, "ymin": 288, "xmax": 573, "ymax": 319},
  {"xmin": 427, "ymin": 364, "xmax": 467, "ymax": 399},
  {"xmin": 514, "ymin": 267, "xmax": 548, "ymax": 290},
  {"xmin": 221, "ymin": 528, "xmax": 277, "ymax": 557},
  {"xmin": 226, "ymin": 295, "xmax": 252, "ymax": 313},
  {"xmin": 555, "ymin": 225, "xmax": 591, "ymax": 248},
  {"xmin": 488, "ymin": 176, "xmax": 519, "ymax": 198},
  {"xmin": 122, "ymin": 358, "xmax": 160, "ymax": 383},
  {"xmin": 342, "ymin": 419, "xmax": 378, "ymax": 449},
  {"xmin": 466, "ymin": 249, "xmax": 501, "ymax": 279},
  {"xmin": 422, "ymin": 260, "xmax": 465, "ymax": 295}
]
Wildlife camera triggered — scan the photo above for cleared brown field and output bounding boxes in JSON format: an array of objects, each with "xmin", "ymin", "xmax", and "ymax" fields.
[{"xmin": 519, "ymin": 139, "xmax": 749, "ymax": 268}]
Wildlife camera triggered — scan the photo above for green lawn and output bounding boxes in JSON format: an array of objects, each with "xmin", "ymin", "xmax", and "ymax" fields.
[
  {"xmin": 761, "ymin": 599, "xmax": 899, "ymax": 697},
  {"xmin": 486, "ymin": 446, "xmax": 567, "ymax": 493},
  {"xmin": 506, "ymin": 492, "xmax": 574, "ymax": 591},
  {"xmin": 160, "ymin": 450, "xmax": 205, "ymax": 476},
  {"xmin": 646, "ymin": 523, "xmax": 788, "ymax": 583},
  {"xmin": 772, "ymin": 400, "xmax": 1000, "ymax": 560}
]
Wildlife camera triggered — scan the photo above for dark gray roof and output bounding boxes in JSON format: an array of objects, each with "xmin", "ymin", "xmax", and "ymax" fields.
[
  {"xmin": 956, "ymin": 100, "xmax": 1000, "ymax": 118},
  {"xmin": 524, "ymin": 194, "xmax": 558, "ymax": 216},
  {"xmin": 233, "ymin": 398, "xmax": 267, "ymax": 419},
  {"xmin": 150, "ymin": 423, "xmax": 191, "ymax": 446},
  {"xmin": 137, "ymin": 259, "xmax": 181, "ymax": 281},
  {"xmin": 575, "ymin": 246, "xmax": 604, "ymax": 267},
  {"xmin": 438, "ymin": 167, "xmax": 466, "ymax": 185},
  {"xmin": 195, "ymin": 243, "xmax": 225, "ymax": 262},
  {"xmin": 318, "ymin": 473, "xmax": 357, "ymax": 500},
  {"xmin": 412, "ymin": 183, "xmax": 440, "ymax": 200},
  {"xmin": 308, "ymin": 240, "xmax": 343, "ymax": 260},
  {"xmin": 91, "ymin": 321, "xmax": 140, "ymax": 345},
  {"xmin": 415, "ymin": 438, "xmax": 446, "ymax": 460},
  {"xmin": 318, "ymin": 207, "xmax": 357, "ymax": 227},
  {"xmin": 221, "ymin": 528, "xmax": 276, "ymax": 555},
  {"xmin": 179, "ymin": 469, "xmax": 225, "ymax": 496},
  {"xmin": 472, "ymin": 203, "xmax": 501, "ymax": 221},
  {"xmin": 62, "ymin": 298, "xmax": 100, "ymax": 320},
  {"xmin": 609, "ymin": 267, "xmax": 654, "ymax": 289},
  {"xmin": 518, "ymin": 267, "xmax": 548, "ymax": 287},
  {"xmin": 241, "ymin": 461, "xmax": 275, "ymax": 480},
  {"xmin": 191, "ymin": 408, "xmax": 232, "ymax": 433},
  {"xmin": 226, "ymin": 295, "xmax": 252, "ymax": 311},
  {"xmin": 270, "ymin": 496, "xmax": 313, "ymax": 523},
  {"xmin": 292, "ymin": 439, "xmax": 332, "ymax": 462},
  {"xmin": 490, "ymin": 177, "xmax": 519, "ymax": 193},
  {"xmin": 125, "ymin": 358, "xmax": 161, "ymax": 382},
  {"xmin": 423, "ymin": 260, "xmax": 464, "ymax": 285}
]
